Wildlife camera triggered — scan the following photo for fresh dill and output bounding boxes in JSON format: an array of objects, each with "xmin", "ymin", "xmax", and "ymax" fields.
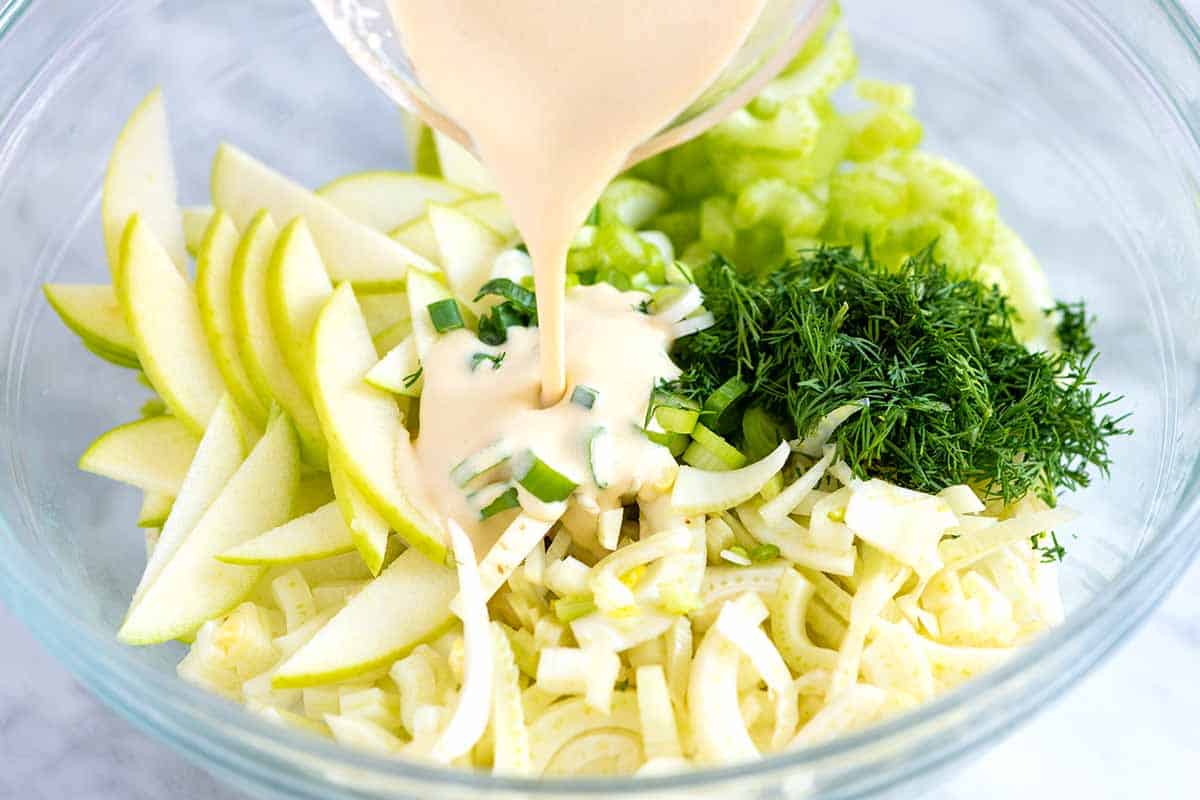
[
  {"xmin": 665, "ymin": 246, "xmax": 1129, "ymax": 504},
  {"xmin": 402, "ymin": 365, "xmax": 423, "ymax": 389},
  {"xmin": 1031, "ymin": 531, "xmax": 1067, "ymax": 563},
  {"xmin": 470, "ymin": 351, "xmax": 506, "ymax": 371}
]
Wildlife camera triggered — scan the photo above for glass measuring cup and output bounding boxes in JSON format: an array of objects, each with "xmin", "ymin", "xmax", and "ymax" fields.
[{"xmin": 308, "ymin": 0, "xmax": 832, "ymax": 168}]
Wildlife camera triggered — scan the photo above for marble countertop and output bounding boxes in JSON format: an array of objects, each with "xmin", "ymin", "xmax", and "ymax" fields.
[{"xmin": 2, "ymin": 2, "xmax": 1199, "ymax": 798}]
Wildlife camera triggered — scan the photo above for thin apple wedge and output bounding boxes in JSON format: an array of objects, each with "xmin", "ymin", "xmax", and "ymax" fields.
[
  {"xmin": 455, "ymin": 195, "xmax": 517, "ymax": 241},
  {"xmin": 294, "ymin": 472, "xmax": 336, "ymax": 518},
  {"xmin": 428, "ymin": 203, "xmax": 507, "ymax": 311},
  {"xmin": 372, "ymin": 319, "xmax": 414, "ymax": 356},
  {"xmin": 311, "ymin": 284, "xmax": 447, "ymax": 562},
  {"xmin": 79, "ymin": 415, "xmax": 199, "ymax": 494},
  {"xmin": 132, "ymin": 394, "xmax": 245, "ymax": 603},
  {"xmin": 433, "ymin": 130, "xmax": 495, "ymax": 194},
  {"xmin": 137, "ymin": 492, "xmax": 174, "ymax": 528},
  {"xmin": 272, "ymin": 549, "xmax": 457, "ymax": 688},
  {"xmin": 267, "ymin": 218, "xmax": 333, "ymax": 387},
  {"xmin": 232, "ymin": 212, "xmax": 327, "ymax": 468},
  {"xmin": 317, "ymin": 172, "xmax": 470, "ymax": 233},
  {"xmin": 401, "ymin": 110, "xmax": 441, "ymax": 176},
  {"xmin": 365, "ymin": 335, "xmax": 422, "ymax": 397},
  {"xmin": 102, "ymin": 89, "xmax": 187, "ymax": 282},
  {"xmin": 118, "ymin": 216, "xmax": 226, "ymax": 434},
  {"xmin": 43, "ymin": 283, "xmax": 139, "ymax": 368},
  {"xmin": 406, "ymin": 269, "xmax": 454, "ymax": 361},
  {"xmin": 217, "ymin": 502, "xmax": 354, "ymax": 566},
  {"xmin": 359, "ymin": 293, "xmax": 410, "ymax": 338},
  {"xmin": 330, "ymin": 457, "xmax": 390, "ymax": 576},
  {"xmin": 119, "ymin": 411, "xmax": 299, "ymax": 645},
  {"xmin": 390, "ymin": 215, "xmax": 441, "ymax": 263},
  {"xmin": 197, "ymin": 211, "xmax": 269, "ymax": 427},
  {"xmin": 212, "ymin": 144, "xmax": 437, "ymax": 292},
  {"xmin": 183, "ymin": 206, "xmax": 214, "ymax": 257}
]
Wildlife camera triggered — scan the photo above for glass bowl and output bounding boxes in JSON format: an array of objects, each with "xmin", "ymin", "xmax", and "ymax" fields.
[
  {"xmin": 1, "ymin": 1, "xmax": 1199, "ymax": 798},
  {"xmin": 308, "ymin": 0, "xmax": 831, "ymax": 166}
]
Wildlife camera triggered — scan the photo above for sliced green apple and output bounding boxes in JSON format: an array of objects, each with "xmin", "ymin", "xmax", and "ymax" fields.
[
  {"xmin": 365, "ymin": 335, "xmax": 422, "ymax": 397},
  {"xmin": 317, "ymin": 172, "xmax": 470, "ymax": 233},
  {"xmin": 267, "ymin": 218, "xmax": 333, "ymax": 387},
  {"xmin": 43, "ymin": 283, "xmax": 139, "ymax": 366},
  {"xmin": 428, "ymin": 203, "xmax": 507, "ymax": 311},
  {"xmin": 294, "ymin": 472, "xmax": 336, "ymax": 517},
  {"xmin": 137, "ymin": 491, "xmax": 174, "ymax": 528},
  {"xmin": 390, "ymin": 215, "xmax": 441, "ymax": 263},
  {"xmin": 232, "ymin": 212, "xmax": 327, "ymax": 468},
  {"xmin": 359, "ymin": 293, "xmax": 410, "ymax": 338},
  {"xmin": 217, "ymin": 502, "xmax": 355, "ymax": 566},
  {"xmin": 329, "ymin": 457, "xmax": 390, "ymax": 576},
  {"xmin": 371, "ymin": 318, "xmax": 414, "ymax": 356},
  {"xmin": 132, "ymin": 394, "xmax": 245, "ymax": 603},
  {"xmin": 119, "ymin": 412, "xmax": 298, "ymax": 645},
  {"xmin": 211, "ymin": 144, "xmax": 437, "ymax": 292},
  {"xmin": 117, "ymin": 216, "xmax": 226, "ymax": 434},
  {"xmin": 457, "ymin": 195, "xmax": 517, "ymax": 241},
  {"xmin": 196, "ymin": 211, "xmax": 270, "ymax": 427},
  {"xmin": 102, "ymin": 89, "xmax": 187, "ymax": 282},
  {"xmin": 272, "ymin": 549, "xmax": 456, "ymax": 688},
  {"xmin": 401, "ymin": 110, "xmax": 441, "ymax": 176},
  {"xmin": 311, "ymin": 284, "xmax": 447, "ymax": 562},
  {"xmin": 405, "ymin": 269, "xmax": 454, "ymax": 362},
  {"xmin": 433, "ymin": 130, "xmax": 496, "ymax": 194},
  {"xmin": 182, "ymin": 205, "xmax": 214, "ymax": 257},
  {"xmin": 79, "ymin": 415, "xmax": 199, "ymax": 494}
]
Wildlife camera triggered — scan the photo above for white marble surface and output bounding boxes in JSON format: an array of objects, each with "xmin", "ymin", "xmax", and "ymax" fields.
[{"xmin": 1, "ymin": 2, "xmax": 1199, "ymax": 799}]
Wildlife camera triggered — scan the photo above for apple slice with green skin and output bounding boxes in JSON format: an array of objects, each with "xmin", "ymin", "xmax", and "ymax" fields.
[
  {"xmin": 372, "ymin": 319, "xmax": 414, "ymax": 357},
  {"xmin": 311, "ymin": 284, "xmax": 447, "ymax": 563},
  {"xmin": 79, "ymin": 415, "xmax": 199, "ymax": 494},
  {"xmin": 43, "ymin": 283, "xmax": 140, "ymax": 369},
  {"xmin": 359, "ymin": 293, "xmax": 410, "ymax": 338},
  {"xmin": 401, "ymin": 110, "xmax": 441, "ymax": 176},
  {"xmin": 428, "ymin": 203, "xmax": 508, "ymax": 312},
  {"xmin": 197, "ymin": 211, "xmax": 270, "ymax": 427},
  {"xmin": 267, "ymin": 218, "xmax": 333, "ymax": 388},
  {"xmin": 433, "ymin": 130, "xmax": 496, "ymax": 194},
  {"xmin": 329, "ymin": 457, "xmax": 391, "ymax": 575},
  {"xmin": 217, "ymin": 502, "xmax": 354, "ymax": 566},
  {"xmin": 272, "ymin": 549, "xmax": 457, "ymax": 688},
  {"xmin": 365, "ymin": 335, "xmax": 423, "ymax": 397},
  {"xmin": 406, "ymin": 269, "xmax": 454, "ymax": 362},
  {"xmin": 317, "ymin": 172, "xmax": 470, "ymax": 234},
  {"xmin": 102, "ymin": 89, "xmax": 187, "ymax": 283},
  {"xmin": 211, "ymin": 144, "xmax": 437, "ymax": 293},
  {"xmin": 182, "ymin": 206, "xmax": 214, "ymax": 257},
  {"xmin": 137, "ymin": 491, "xmax": 174, "ymax": 528},
  {"xmin": 117, "ymin": 216, "xmax": 226, "ymax": 434},
  {"xmin": 390, "ymin": 195, "xmax": 516, "ymax": 260},
  {"xmin": 119, "ymin": 411, "xmax": 298, "ymax": 645},
  {"xmin": 232, "ymin": 212, "xmax": 327, "ymax": 468},
  {"xmin": 132, "ymin": 394, "xmax": 245, "ymax": 603},
  {"xmin": 294, "ymin": 472, "xmax": 336, "ymax": 518}
]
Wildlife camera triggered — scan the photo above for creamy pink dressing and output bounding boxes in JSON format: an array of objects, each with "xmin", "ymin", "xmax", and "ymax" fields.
[{"xmin": 386, "ymin": 1, "xmax": 767, "ymax": 551}]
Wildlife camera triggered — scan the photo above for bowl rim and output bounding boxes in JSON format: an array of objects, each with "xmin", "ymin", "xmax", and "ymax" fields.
[{"xmin": 2, "ymin": 0, "xmax": 1200, "ymax": 796}]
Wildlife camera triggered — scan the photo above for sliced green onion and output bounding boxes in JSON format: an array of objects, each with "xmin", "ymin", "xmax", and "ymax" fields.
[
  {"xmin": 655, "ymin": 405, "xmax": 700, "ymax": 435},
  {"xmin": 474, "ymin": 278, "xmax": 537, "ymax": 314},
  {"xmin": 690, "ymin": 424, "xmax": 747, "ymax": 469},
  {"xmin": 554, "ymin": 595, "xmax": 597, "ymax": 623},
  {"xmin": 749, "ymin": 543, "xmax": 781, "ymax": 562},
  {"xmin": 427, "ymin": 298, "xmax": 465, "ymax": 333},
  {"xmin": 515, "ymin": 451, "xmax": 578, "ymax": 502},
  {"xmin": 577, "ymin": 269, "xmax": 598, "ymax": 286},
  {"xmin": 451, "ymin": 440, "xmax": 511, "ymax": 487},
  {"xmin": 587, "ymin": 427, "xmax": 614, "ymax": 489},
  {"xmin": 570, "ymin": 385, "xmax": 599, "ymax": 410},
  {"xmin": 479, "ymin": 486, "xmax": 520, "ymax": 520},
  {"xmin": 702, "ymin": 376, "xmax": 749, "ymax": 434}
]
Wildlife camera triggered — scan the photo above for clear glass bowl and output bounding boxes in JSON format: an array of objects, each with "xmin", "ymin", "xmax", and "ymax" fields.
[
  {"xmin": 1, "ymin": 1, "xmax": 1198, "ymax": 798},
  {"xmin": 308, "ymin": 0, "xmax": 831, "ymax": 166}
]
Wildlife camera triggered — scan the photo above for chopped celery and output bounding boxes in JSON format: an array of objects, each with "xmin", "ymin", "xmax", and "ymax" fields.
[{"xmin": 553, "ymin": 595, "xmax": 598, "ymax": 624}]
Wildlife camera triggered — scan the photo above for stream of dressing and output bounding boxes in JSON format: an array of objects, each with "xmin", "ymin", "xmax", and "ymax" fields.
[
  {"xmin": 388, "ymin": 0, "xmax": 766, "ymax": 404},
  {"xmin": 387, "ymin": 1, "xmax": 767, "ymax": 551}
]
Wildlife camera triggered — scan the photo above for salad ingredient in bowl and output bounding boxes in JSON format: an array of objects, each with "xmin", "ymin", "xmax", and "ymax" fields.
[{"xmin": 42, "ymin": 0, "xmax": 1127, "ymax": 781}]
